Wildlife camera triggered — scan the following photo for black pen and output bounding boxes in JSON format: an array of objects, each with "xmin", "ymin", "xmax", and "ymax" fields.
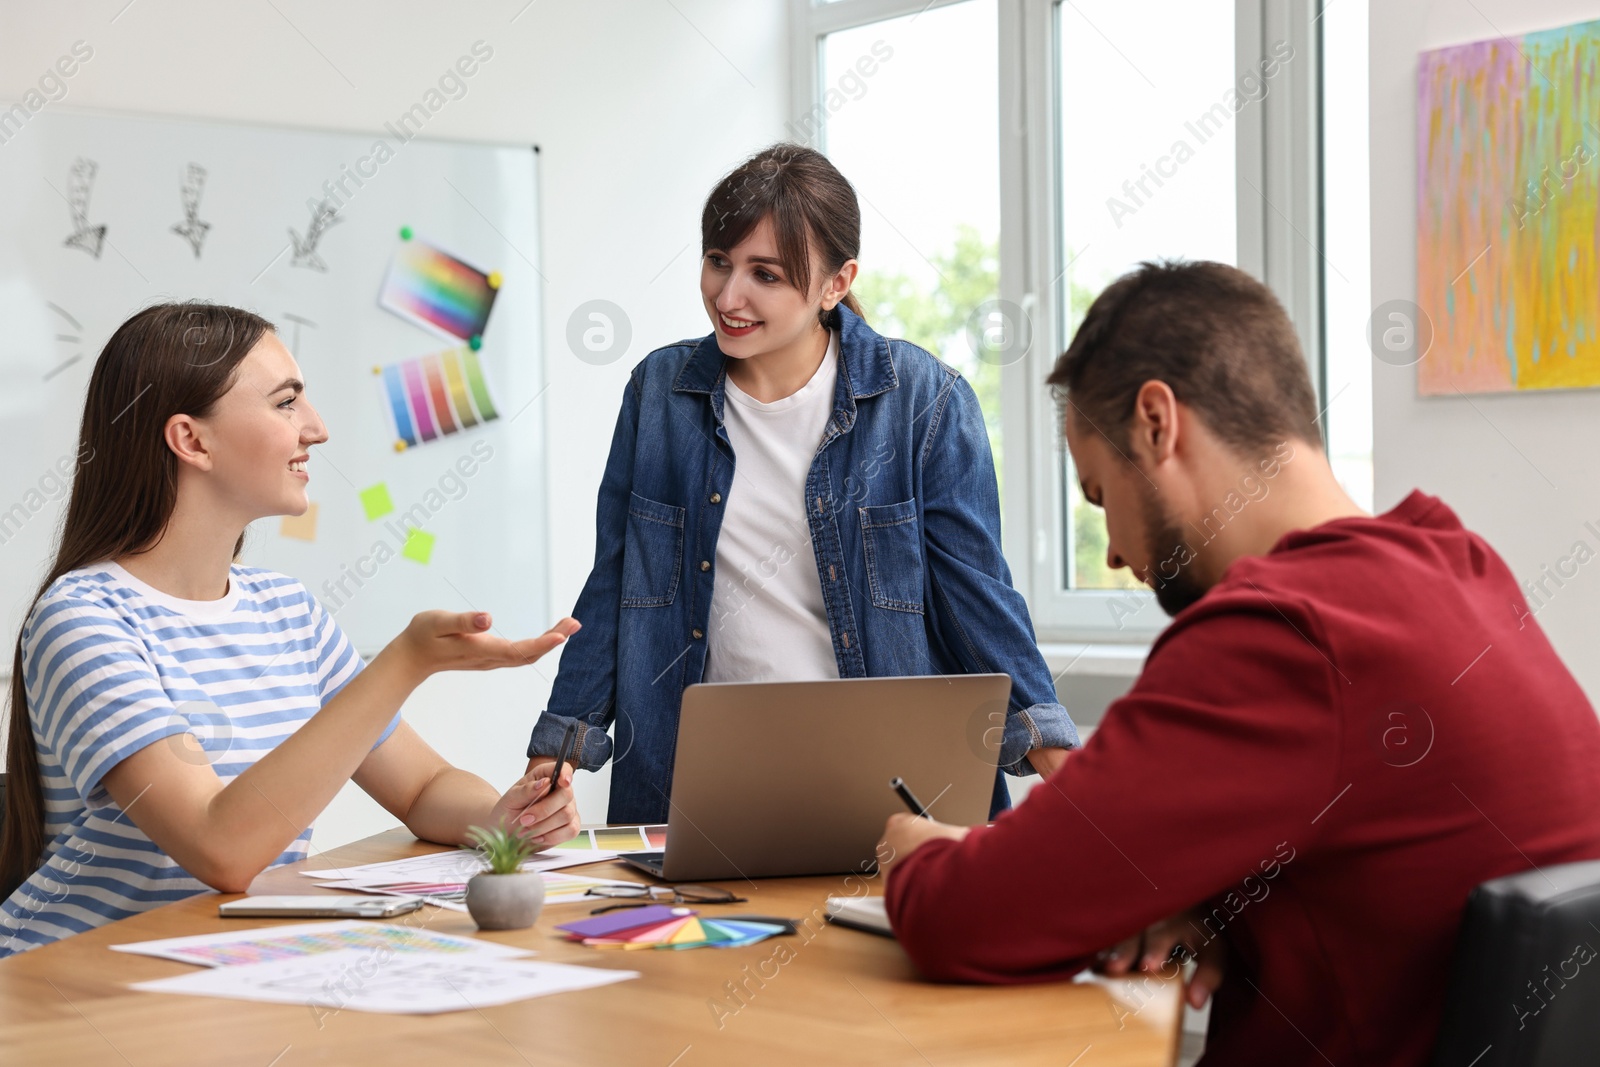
[
  {"xmin": 547, "ymin": 721, "xmax": 577, "ymax": 795},
  {"xmin": 889, "ymin": 776, "xmax": 929, "ymax": 819}
]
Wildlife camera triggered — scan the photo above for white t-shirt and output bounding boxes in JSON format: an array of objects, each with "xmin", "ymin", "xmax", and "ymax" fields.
[{"xmin": 703, "ymin": 332, "xmax": 842, "ymax": 683}]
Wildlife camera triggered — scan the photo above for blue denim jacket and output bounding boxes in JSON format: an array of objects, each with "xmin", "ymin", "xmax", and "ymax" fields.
[{"xmin": 527, "ymin": 306, "xmax": 1079, "ymax": 823}]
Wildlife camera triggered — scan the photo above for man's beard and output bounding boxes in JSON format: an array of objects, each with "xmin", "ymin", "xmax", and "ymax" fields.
[{"xmin": 1140, "ymin": 485, "xmax": 1210, "ymax": 616}]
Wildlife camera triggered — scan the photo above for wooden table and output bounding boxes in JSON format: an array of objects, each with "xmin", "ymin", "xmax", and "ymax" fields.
[{"xmin": 0, "ymin": 828, "xmax": 1180, "ymax": 1066}]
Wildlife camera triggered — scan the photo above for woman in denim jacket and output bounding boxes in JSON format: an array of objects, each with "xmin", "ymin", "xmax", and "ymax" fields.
[{"xmin": 525, "ymin": 144, "xmax": 1078, "ymax": 824}]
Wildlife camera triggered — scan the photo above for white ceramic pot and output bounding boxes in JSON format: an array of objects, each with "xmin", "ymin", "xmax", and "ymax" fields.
[{"xmin": 465, "ymin": 870, "xmax": 546, "ymax": 931}]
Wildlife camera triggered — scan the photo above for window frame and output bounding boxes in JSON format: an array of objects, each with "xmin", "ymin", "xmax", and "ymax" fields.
[{"xmin": 791, "ymin": 0, "xmax": 1326, "ymax": 643}]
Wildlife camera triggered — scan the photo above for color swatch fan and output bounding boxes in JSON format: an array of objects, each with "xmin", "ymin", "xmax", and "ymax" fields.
[{"xmin": 556, "ymin": 906, "xmax": 789, "ymax": 951}]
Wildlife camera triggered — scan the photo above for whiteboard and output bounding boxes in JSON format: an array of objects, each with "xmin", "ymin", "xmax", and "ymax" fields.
[{"xmin": 0, "ymin": 108, "xmax": 546, "ymax": 657}]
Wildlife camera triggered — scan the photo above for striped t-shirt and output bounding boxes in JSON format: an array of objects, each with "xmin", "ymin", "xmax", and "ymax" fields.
[{"xmin": 0, "ymin": 561, "xmax": 397, "ymax": 958}]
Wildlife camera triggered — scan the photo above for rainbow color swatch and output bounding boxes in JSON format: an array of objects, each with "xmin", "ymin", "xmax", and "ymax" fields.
[
  {"xmin": 379, "ymin": 238, "xmax": 500, "ymax": 342},
  {"xmin": 1418, "ymin": 18, "xmax": 1600, "ymax": 393},
  {"xmin": 376, "ymin": 345, "xmax": 500, "ymax": 449}
]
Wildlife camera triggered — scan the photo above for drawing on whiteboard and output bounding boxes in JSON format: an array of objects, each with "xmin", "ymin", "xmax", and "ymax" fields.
[
  {"xmin": 171, "ymin": 163, "xmax": 211, "ymax": 258},
  {"xmin": 289, "ymin": 199, "xmax": 341, "ymax": 271},
  {"xmin": 375, "ymin": 345, "xmax": 501, "ymax": 450},
  {"xmin": 44, "ymin": 301, "xmax": 85, "ymax": 382},
  {"xmin": 281, "ymin": 311, "xmax": 317, "ymax": 354},
  {"xmin": 62, "ymin": 158, "xmax": 107, "ymax": 259}
]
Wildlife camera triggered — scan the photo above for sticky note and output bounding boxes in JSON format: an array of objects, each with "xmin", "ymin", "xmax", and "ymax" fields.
[
  {"xmin": 401, "ymin": 528, "xmax": 435, "ymax": 564},
  {"xmin": 359, "ymin": 484, "xmax": 393, "ymax": 521},
  {"xmin": 279, "ymin": 503, "xmax": 319, "ymax": 542}
]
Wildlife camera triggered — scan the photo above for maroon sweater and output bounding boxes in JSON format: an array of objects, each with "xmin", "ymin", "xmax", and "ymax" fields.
[{"xmin": 887, "ymin": 492, "xmax": 1600, "ymax": 1066}]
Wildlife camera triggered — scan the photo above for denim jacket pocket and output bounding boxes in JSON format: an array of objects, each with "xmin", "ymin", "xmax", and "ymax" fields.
[
  {"xmin": 859, "ymin": 498, "xmax": 925, "ymax": 614},
  {"xmin": 622, "ymin": 492, "xmax": 684, "ymax": 607}
]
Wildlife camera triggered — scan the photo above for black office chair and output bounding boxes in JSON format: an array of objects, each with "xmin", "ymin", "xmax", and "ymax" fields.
[{"xmin": 1432, "ymin": 859, "xmax": 1600, "ymax": 1066}]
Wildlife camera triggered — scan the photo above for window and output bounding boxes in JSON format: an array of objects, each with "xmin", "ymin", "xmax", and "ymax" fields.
[
  {"xmin": 793, "ymin": 0, "xmax": 1332, "ymax": 641},
  {"xmin": 1055, "ymin": 0, "xmax": 1239, "ymax": 593},
  {"xmin": 812, "ymin": 0, "xmax": 1007, "ymax": 503},
  {"xmin": 1320, "ymin": 0, "xmax": 1373, "ymax": 512}
]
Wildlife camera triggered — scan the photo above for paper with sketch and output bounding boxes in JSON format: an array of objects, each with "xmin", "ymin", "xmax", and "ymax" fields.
[
  {"xmin": 111, "ymin": 920, "xmax": 532, "ymax": 968},
  {"xmin": 302, "ymin": 848, "xmax": 619, "ymax": 884},
  {"xmin": 131, "ymin": 948, "xmax": 638, "ymax": 1014},
  {"xmin": 313, "ymin": 871, "xmax": 644, "ymax": 912},
  {"xmin": 300, "ymin": 850, "xmax": 485, "ymax": 882},
  {"xmin": 313, "ymin": 879, "xmax": 472, "ymax": 913}
]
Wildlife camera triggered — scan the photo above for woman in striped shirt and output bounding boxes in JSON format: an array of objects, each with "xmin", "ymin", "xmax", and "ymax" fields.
[{"xmin": 0, "ymin": 303, "xmax": 579, "ymax": 956}]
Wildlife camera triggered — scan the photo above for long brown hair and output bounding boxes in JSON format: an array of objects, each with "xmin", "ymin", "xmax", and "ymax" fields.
[
  {"xmin": 1, "ymin": 302, "xmax": 272, "ymax": 899},
  {"xmin": 701, "ymin": 143, "xmax": 865, "ymax": 327}
]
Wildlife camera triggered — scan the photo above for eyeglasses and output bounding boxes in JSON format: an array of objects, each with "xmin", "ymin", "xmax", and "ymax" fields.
[{"xmin": 584, "ymin": 884, "xmax": 747, "ymax": 913}]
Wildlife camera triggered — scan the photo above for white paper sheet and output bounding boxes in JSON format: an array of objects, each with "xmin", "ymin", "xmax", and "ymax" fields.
[
  {"xmin": 313, "ymin": 872, "xmax": 647, "ymax": 912},
  {"xmin": 311, "ymin": 880, "xmax": 471, "ymax": 913},
  {"xmin": 110, "ymin": 920, "xmax": 532, "ymax": 968},
  {"xmin": 131, "ymin": 948, "xmax": 638, "ymax": 1014},
  {"xmin": 537, "ymin": 872, "xmax": 648, "ymax": 905},
  {"xmin": 301, "ymin": 848, "xmax": 619, "ymax": 882}
]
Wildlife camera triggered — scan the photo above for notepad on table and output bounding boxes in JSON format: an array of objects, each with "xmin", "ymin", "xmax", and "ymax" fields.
[{"xmin": 824, "ymin": 896, "xmax": 893, "ymax": 937}]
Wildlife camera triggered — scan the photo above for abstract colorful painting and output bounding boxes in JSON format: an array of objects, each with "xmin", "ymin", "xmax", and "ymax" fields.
[
  {"xmin": 375, "ymin": 345, "xmax": 500, "ymax": 450},
  {"xmin": 1417, "ymin": 19, "xmax": 1600, "ymax": 394}
]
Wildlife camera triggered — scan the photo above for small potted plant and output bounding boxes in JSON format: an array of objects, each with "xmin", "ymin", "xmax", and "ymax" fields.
[{"xmin": 464, "ymin": 823, "xmax": 546, "ymax": 931}]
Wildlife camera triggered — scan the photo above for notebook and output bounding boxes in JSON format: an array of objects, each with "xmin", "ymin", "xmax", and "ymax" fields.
[{"xmin": 824, "ymin": 896, "xmax": 893, "ymax": 938}]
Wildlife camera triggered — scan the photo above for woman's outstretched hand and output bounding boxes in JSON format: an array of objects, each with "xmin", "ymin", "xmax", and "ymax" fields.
[{"xmin": 389, "ymin": 612, "xmax": 580, "ymax": 683}]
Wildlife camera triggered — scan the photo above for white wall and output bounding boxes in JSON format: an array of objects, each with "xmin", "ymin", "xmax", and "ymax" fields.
[
  {"xmin": 1369, "ymin": 0, "xmax": 1600, "ymax": 702},
  {"xmin": 1, "ymin": 0, "xmax": 790, "ymax": 845},
  {"xmin": 19, "ymin": 0, "xmax": 1596, "ymax": 852}
]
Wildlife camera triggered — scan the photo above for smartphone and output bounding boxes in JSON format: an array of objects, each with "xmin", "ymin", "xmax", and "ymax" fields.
[{"xmin": 218, "ymin": 895, "xmax": 424, "ymax": 919}]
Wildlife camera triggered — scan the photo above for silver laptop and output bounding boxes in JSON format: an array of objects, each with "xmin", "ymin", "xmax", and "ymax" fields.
[{"xmin": 619, "ymin": 674, "xmax": 1010, "ymax": 881}]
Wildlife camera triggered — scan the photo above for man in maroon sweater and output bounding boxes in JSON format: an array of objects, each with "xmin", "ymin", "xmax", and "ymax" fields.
[{"xmin": 881, "ymin": 261, "xmax": 1600, "ymax": 1066}]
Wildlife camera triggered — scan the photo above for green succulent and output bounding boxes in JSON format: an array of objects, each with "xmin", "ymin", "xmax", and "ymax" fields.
[{"xmin": 466, "ymin": 822, "xmax": 538, "ymax": 875}]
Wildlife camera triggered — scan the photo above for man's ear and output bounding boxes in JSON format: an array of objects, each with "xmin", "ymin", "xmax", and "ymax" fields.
[
  {"xmin": 164, "ymin": 413, "xmax": 213, "ymax": 472},
  {"xmin": 821, "ymin": 259, "xmax": 860, "ymax": 311},
  {"xmin": 1129, "ymin": 380, "xmax": 1180, "ymax": 467}
]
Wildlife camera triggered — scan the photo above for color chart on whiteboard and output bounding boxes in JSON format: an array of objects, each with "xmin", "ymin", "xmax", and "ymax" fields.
[
  {"xmin": 378, "ymin": 236, "xmax": 501, "ymax": 343},
  {"xmin": 376, "ymin": 345, "xmax": 501, "ymax": 450}
]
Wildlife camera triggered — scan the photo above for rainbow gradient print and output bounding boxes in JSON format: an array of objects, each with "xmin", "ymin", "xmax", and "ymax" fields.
[
  {"xmin": 377, "ymin": 345, "xmax": 500, "ymax": 449},
  {"xmin": 1418, "ymin": 19, "xmax": 1600, "ymax": 394},
  {"xmin": 379, "ymin": 239, "xmax": 499, "ymax": 341}
]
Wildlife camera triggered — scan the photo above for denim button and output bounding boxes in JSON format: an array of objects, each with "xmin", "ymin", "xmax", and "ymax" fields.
[
  {"xmin": 700, "ymin": 560, "xmax": 711, "ymax": 571},
  {"xmin": 692, "ymin": 629, "xmax": 704, "ymax": 639},
  {"xmin": 709, "ymin": 492, "xmax": 722, "ymax": 504}
]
